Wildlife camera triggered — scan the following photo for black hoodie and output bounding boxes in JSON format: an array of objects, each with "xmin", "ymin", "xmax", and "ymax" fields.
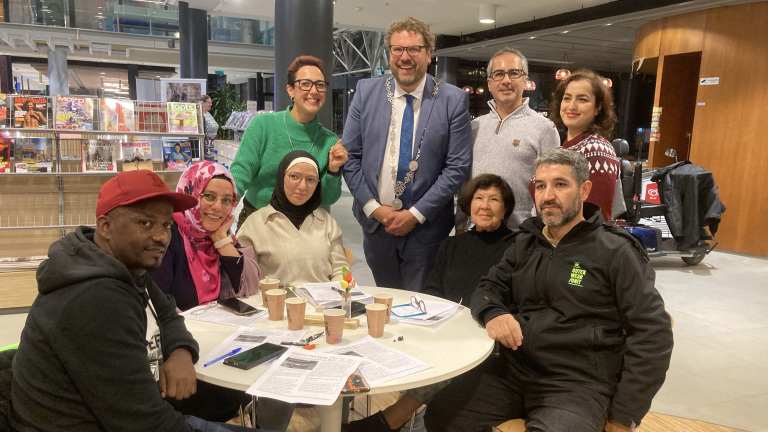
[
  {"xmin": 11, "ymin": 227, "xmax": 200, "ymax": 431},
  {"xmin": 470, "ymin": 204, "xmax": 673, "ymax": 428}
]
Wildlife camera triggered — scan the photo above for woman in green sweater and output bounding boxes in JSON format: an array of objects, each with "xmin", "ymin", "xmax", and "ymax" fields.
[{"xmin": 231, "ymin": 55, "xmax": 348, "ymax": 228}]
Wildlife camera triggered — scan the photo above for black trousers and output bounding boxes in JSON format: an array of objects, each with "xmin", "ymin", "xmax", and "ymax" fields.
[{"xmin": 424, "ymin": 356, "xmax": 610, "ymax": 432}]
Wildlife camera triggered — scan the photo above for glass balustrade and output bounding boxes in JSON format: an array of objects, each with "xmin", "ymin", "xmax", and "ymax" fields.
[{"xmin": 3, "ymin": 0, "xmax": 274, "ymax": 45}]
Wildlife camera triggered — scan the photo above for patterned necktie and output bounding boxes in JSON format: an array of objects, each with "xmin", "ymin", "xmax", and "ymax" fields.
[{"xmin": 397, "ymin": 94, "xmax": 415, "ymax": 208}]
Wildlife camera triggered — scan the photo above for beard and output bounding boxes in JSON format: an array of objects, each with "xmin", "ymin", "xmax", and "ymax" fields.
[{"xmin": 539, "ymin": 193, "xmax": 582, "ymax": 227}]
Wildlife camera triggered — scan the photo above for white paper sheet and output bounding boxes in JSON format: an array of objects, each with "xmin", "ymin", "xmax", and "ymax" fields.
[
  {"xmin": 322, "ymin": 336, "xmax": 430, "ymax": 385},
  {"xmin": 246, "ymin": 349, "xmax": 363, "ymax": 405},
  {"xmin": 182, "ymin": 304, "xmax": 268, "ymax": 327}
]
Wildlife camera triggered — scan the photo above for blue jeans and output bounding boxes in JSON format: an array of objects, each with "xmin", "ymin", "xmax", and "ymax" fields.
[{"xmin": 184, "ymin": 415, "xmax": 277, "ymax": 431}]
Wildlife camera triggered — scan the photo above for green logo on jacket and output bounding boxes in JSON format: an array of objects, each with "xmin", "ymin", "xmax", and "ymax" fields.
[{"xmin": 568, "ymin": 261, "xmax": 586, "ymax": 287}]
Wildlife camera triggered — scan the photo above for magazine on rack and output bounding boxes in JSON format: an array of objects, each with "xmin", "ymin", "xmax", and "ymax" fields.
[
  {"xmin": 81, "ymin": 140, "xmax": 116, "ymax": 172},
  {"xmin": 13, "ymin": 137, "xmax": 53, "ymax": 173},
  {"xmin": 0, "ymin": 95, "xmax": 8, "ymax": 127},
  {"xmin": 14, "ymin": 97, "xmax": 48, "ymax": 129},
  {"xmin": 55, "ymin": 96, "xmax": 95, "ymax": 131},
  {"xmin": 136, "ymin": 102, "xmax": 168, "ymax": 133},
  {"xmin": 121, "ymin": 140, "xmax": 153, "ymax": 171},
  {"xmin": 99, "ymin": 98, "xmax": 135, "ymax": 132},
  {"xmin": 162, "ymin": 139, "xmax": 192, "ymax": 170},
  {"xmin": 167, "ymin": 102, "xmax": 199, "ymax": 134},
  {"xmin": 0, "ymin": 138, "xmax": 10, "ymax": 173}
]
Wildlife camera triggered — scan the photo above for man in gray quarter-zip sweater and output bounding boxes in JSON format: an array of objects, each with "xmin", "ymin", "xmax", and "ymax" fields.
[{"xmin": 456, "ymin": 47, "xmax": 560, "ymax": 232}]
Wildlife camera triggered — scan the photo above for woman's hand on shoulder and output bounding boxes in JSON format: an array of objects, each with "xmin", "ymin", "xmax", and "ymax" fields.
[{"xmin": 328, "ymin": 139, "xmax": 348, "ymax": 172}]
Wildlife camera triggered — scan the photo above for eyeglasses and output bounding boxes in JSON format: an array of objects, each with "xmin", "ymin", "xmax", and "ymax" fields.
[
  {"xmin": 293, "ymin": 79, "xmax": 329, "ymax": 93},
  {"xmin": 285, "ymin": 172, "xmax": 320, "ymax": 188},
  {"xmin": 389, "ymin": 45, "xmax": 426, "ymax": 57},
  {"xmin": 490, "ymin": 69, "xmax": 526, "ymax": 81},
  {"xmin": 200, "ymin": 192, "xmax": 235, "ymax": 207},
  {"xmin": 410, "ymin": 296, "xmax": 427, "ymax": 314}
]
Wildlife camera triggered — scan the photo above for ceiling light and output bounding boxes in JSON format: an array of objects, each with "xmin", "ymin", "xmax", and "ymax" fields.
[
  {"xmin": 475, "ymin": 87, "xmax": 485, "ymax": 95},
  {"xmin": 524, "ymin": 78, "xmax": 536, "ymax": 91},
  {"xmin": 462, "ymin": 86, "xmax": 474, "ymax": 95},
  {"xmin": 555, "ymin": 69, "xmax": 571, "ymax": 80},
  {"xmin": 479, "ymin": 4, "xmax": 496, "ymax": 24},
  {"xmin": 602, "ymin": 77, "xmax": 613, "ymax": 88}
]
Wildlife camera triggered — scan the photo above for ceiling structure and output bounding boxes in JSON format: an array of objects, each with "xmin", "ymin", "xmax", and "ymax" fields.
[
  {"xmin": 183, "ymin": 0, "xmax": 762, "ymax": 73},
  {"xmin": 1, "ymin": 0, "xmax": 763, "ymax": 93}
]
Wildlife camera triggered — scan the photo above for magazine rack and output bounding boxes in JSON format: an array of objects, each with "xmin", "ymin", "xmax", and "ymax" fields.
[{"xmin": 0, "ymin": 96, "xmax": 204, "ymax": 260}]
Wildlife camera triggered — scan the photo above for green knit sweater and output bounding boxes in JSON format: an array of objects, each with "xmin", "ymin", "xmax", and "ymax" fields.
[{"xmin": 230, "ymin": 107, "xmax": 341, "ymax": 209}]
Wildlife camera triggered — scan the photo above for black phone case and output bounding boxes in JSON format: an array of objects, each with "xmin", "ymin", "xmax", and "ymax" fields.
[{"xmin": 223, "ymin": 343, "xmax": 287, "ymax": 370}]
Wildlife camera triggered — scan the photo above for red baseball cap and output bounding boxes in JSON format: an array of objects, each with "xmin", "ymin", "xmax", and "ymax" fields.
[{"xmin": 96, "ymin": 170, "xmax": 198, "ymax": 217}]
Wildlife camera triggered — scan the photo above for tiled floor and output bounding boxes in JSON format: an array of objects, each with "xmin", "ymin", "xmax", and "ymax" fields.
[{"xmin": 3, "ymin": 182, "xmax": 766, "ymax": 431}]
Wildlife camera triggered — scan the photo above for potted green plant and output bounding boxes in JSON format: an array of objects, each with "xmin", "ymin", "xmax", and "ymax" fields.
[{"xmin": 210, "ymin": 83, "xmax": 245, "ymax": 140}]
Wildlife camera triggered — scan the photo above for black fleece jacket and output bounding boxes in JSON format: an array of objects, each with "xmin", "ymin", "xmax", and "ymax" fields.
[
  {"xmin": 11, "ymin": 227, "xmax": 200, "ymax": 431},
  {"xmin": 470, "ymin": 204, "xmax": 673, "ymax": 428}
]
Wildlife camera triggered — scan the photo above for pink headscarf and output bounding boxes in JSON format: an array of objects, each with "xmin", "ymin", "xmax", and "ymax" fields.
[{"xmin": 173, "ymin": 161, "xmax": 238, "ymax": 305}]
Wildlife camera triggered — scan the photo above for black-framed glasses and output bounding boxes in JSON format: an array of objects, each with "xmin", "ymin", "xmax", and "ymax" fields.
[
  {"xmin": 490, "ymin": 69, "xmax": 526, "ymax": 81},
  {"xmin": 293, "ymin": 79, "xmax": 329, "ymax": 93},
  {"xmin": 410, "ymin": 296, "xmax": 427, "ymax": 314},
  {"xmin": 389, "ymin": 45, "xmax": 426, "ymax": 57},
  {"xmin": 285, "ymin": 172, "xmax": 320, "ymax": 188},
  {"xmin": 200, "ymin": 192, "xmax": 235, "ymax": 207}
]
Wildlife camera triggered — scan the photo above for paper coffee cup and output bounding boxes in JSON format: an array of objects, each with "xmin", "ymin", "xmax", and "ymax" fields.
[
  {"xmin": 285, "ymin": 297, "xmax": 307, "ymax": 330},
  {"xmin": 373, "ymin": 293, "xmax": 394, "ymax": 323},
  {"xmin": 323, "ymin": 309, "xmax": 346, "ymax": 344},
  {"xmin": 365, "ymin": 303, "xmax": 388, "ymax": 338},
  {"xmin": 260, "ymin": 278, "xmax": 280, "ymax": 305},
  {"xmin": 265, "ymin": 289, "xmax": 286, "ymax": 321}
]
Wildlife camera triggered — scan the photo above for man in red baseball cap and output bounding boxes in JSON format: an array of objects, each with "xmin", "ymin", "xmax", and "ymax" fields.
[{"xmin": 11, "ymin": 171, "xmax": 260, "ymax": 432}]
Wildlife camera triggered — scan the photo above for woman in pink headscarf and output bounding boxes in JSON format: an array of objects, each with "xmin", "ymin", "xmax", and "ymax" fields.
[{"xmin": 150, "ymin": 161, "xmax": 260, "ymax": 311}]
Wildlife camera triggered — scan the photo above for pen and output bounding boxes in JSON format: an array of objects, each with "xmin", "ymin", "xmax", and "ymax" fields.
[{"xmin": 203, "ymin": 347, "xmax": 242, "ymax": 367}]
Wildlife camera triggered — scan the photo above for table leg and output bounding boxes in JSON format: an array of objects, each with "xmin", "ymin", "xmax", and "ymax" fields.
[
  {"xmin": 318, "ymin": 397, "xmax": 344, "ymax": 432},
  {"xmin": 251, "ymin": 395, "xmax": 257, "ymax": 427}
]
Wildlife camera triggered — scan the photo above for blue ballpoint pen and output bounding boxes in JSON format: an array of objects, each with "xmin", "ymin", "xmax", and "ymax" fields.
[{"xmin": 203, "ymin": 347, "xmax": 242, "ymax": 367}]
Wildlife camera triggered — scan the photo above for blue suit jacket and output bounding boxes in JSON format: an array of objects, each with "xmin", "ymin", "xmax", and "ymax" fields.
[{"xmin": 342, "ymin": 74, "xmax": 472, "ymax": 244}]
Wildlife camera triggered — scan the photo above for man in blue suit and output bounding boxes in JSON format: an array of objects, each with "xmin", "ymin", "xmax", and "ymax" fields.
[{"xmin": 342, "ymin": 17, "xmax": 472, "ymax": 292}]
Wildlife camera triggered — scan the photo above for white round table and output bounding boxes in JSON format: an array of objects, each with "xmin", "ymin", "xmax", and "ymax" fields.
[{"xmin": 187, "ymin": 287, "xmax": 494, "ymax": 432}]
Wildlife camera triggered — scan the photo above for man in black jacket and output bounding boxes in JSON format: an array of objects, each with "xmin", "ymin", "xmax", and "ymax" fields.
[
  {"xmin": 425, "ymin": 149, "xmax": 673, "ymax": 432},
  {"xmin": 11, "ymin": 171, "xmax": 260, "ymax": 432}
]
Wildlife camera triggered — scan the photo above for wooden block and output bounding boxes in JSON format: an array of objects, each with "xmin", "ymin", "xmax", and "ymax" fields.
[{"xmin": 303, "ymin": 314, "xmax": 359, "ymax": 329}]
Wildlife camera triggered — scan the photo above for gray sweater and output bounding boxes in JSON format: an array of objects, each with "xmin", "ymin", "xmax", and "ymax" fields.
[{"xmin": 456, "ymin": 99, "xmax": 560, "ymax": 230}]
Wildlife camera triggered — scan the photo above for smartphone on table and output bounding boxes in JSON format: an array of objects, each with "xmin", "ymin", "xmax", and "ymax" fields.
[
  {"xmin": 218, "ymin": 297, "xmax": 261, "ymax": 316},
  {"xmin": 223, "ymin": 342, "xmax": 288, "ymax": 370}
]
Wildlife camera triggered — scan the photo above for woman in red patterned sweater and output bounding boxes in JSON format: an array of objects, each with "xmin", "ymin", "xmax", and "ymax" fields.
[{"xmin": 549, "ymin": 69, "xmax": 620, "ymax": 221}]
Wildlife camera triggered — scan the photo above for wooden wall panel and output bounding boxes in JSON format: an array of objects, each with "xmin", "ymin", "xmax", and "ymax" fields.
[
  {"xmin": 641, "ymin": 2, "xmax": 768, "ymax": 256},
  {"xmin": 634, "ymin": 20, "xmax": 662, "ymax": 62},
  {"xmin": 689, "ymin": 3, "xmax": 768, "ymax": 256},
  {"xmin": 658, "ymin": 10, "xmax": 706, "ymax": 57}
]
